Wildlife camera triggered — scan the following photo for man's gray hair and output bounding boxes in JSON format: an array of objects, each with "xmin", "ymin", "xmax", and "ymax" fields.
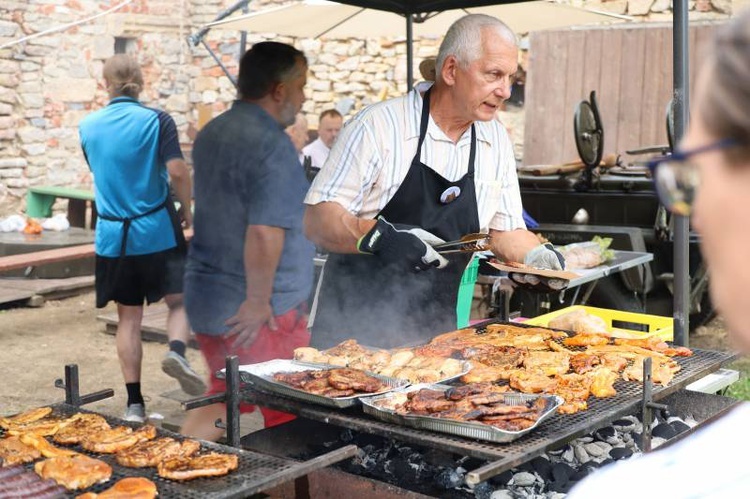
[{"xmin": 436, "ymin": 14, "xmax": 517, "ymax": 77}]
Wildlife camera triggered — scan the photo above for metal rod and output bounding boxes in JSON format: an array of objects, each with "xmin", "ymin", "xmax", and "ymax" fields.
[
  {"xmin": 187, "ymin": 0, "xmax": 250, "ymax": 47},
  {"xmin": 406, "ymin": 14, "xmax": 414, "ymax": 89},
  {"xmin": 641, "ymin": 357, "xmax": 654, "ymax": 452},
  {"xmin": 239, "ymin": 0, "xmax": 249, "ymax": 62},
  {"xmin": 201, "ymin": 39, "xmax": 238, "ymax": 88},
  {"xmin": 672, "ymin": 0, "xmax": 690, "ymax": 346},
  {"xmin": 225, "ymin": 355, "xmax": 242, "ymax": 448},
  {"xmin": 65, "ymin": 364, "xmax": 80, "ymax": 406},
  {"xmin": 466, "ymin": 459, "xmax": 509, "ymax": 487},
  {"xmin": 79, "ymin": 389, "xmax": 115, "ymax": 406},
  {"xmin": 182, "ymin": 393, "xmax": 226, "ymax": 411}
]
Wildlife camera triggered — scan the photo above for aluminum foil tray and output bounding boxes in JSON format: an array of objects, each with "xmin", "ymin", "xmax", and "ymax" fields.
[
  {"xmin": 361, "ymin": 383, "xmax": 563, "ymax": 443},
  {"xmin": 237, "ymin": 359, "xmax": 410, "ymax": 409}
]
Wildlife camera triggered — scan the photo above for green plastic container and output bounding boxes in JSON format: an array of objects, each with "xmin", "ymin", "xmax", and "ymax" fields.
[{"xmin": 456, "ymin": 256, "xmax": 479, "ymax": 328}]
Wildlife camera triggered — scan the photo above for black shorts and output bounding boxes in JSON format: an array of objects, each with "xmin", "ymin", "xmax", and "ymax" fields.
[{"xmin": 95, "ymin": 246, "xmax": 186, "ymax": 308}]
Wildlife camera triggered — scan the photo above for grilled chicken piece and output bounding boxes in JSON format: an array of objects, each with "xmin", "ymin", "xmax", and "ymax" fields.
[
  {"xmin": 157, "ymin": 452, "xmax": 239, "ymax": 481},
  {"xmin": 0, "ymin": 436, "xmax": 42, "ymax": 466},
  {"xmin": 81, "ymin": 425, "xmax": 157, "ymax": 454},
  {"xmin": 614, "ymin": 336, "xmax": 670, "ymax": 351},
  {"xmin": 0, "ymin": 407, "xmax": 52, "ymax": 430},
  {"xmin": 444, "ymin": 382, "xmax": 507, "ymax": 401},
  {"xmin": 662, "ymin": 346, "xmax": 693, "ymax": 357},
  {"xmin": 76, "ymin": 477, "xmax": 157, "ymax": 499},
  {"xmin": 5, "ymin": 417, "xmax": 68, "ymax": 437},
  {"xmin": 35, "ymin": 455, "xmax": 112, "ymax": 490},
  {"xmin": 564, "ymin": 333, "xmax": 610, "ymax": 347},
  {"xmin": 482, "ymin": 416, "xmax": 537, "ymax": 432},
  {"xmin": 523, "ymin": 351, "xmax": 570, "ymax": 377},
  {"xmin": 587, "ymin": 367, "xmax": 618, "ymax": 398},
  {"xmin": 598, "ymin": 353, "xmax": 629, "ymax": 372},
  {"xmin": 328, "ymin": 368, "xmax": 384, "ymax": 393},
  {"xmin": 622, "ymin": 356, "xmax": 678, "ymax": 386},
  {"xmin": 53, "ymin": 414, "xmax": 110, "ymax": 445},
  {"xmin": 116, "ymin": 437, "xmax": 200, "ymax": 468},
  {"xmin": 298, "ymin": 377, "xmax": 331, "ymax": 395},
  {"xmin": 509, "ymin": 370, "xmax": 558, "ymax": 393},
  {"xmin": 554, "ymin": 373, "xmax": 592, "ymax": 414},
  {"xmin": 19, "ymin": 432, "xmax": 79, "ymax": 458},
  {"xmin": 293, "ymin": 347, "xmax": 328, "ymax": 364},
  {"xmin": 570, "ymin": 353, "xmax": 601, "ymax": 374},
  {"xmin": 273, "ymin": 371, "xmax": 314, "ymax": 387}
]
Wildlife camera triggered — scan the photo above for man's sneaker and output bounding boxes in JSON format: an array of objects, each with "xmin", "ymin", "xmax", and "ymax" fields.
[
  {"xmin": 124, "ymin": 403, "xmax": 146, "ymax": 423},
  {"xmin": 161, "ymin": 351, "xmax": 207, "ymax": 396}
]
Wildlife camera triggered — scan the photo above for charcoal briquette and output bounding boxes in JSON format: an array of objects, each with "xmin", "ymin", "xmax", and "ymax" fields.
[{"xmin": 609, "ymin": 447, "xmax": 633, "ymax": 460}]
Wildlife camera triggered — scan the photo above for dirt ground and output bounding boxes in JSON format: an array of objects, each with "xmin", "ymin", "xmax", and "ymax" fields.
[
  {"xmin": 0, "ymin": 290, "xmax": 264, "ymax": 432},
  {"xmin": 0, "ymin": 290, "xmax": 745, "ymax": 426}
]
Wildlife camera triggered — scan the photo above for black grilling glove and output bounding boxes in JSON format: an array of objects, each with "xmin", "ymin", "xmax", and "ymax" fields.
[{"xmin": 358, "ymin": 218, "xmax": 449, "ymax": 272}]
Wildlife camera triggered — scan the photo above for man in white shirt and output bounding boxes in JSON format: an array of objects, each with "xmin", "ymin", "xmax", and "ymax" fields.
[
  {"xmin": 303, "ymin": 14, "xmax": 564, "ymax": 349},
  {"xmin": 302, "ymin": 109, "xmax": 343, "ymax": 169}
]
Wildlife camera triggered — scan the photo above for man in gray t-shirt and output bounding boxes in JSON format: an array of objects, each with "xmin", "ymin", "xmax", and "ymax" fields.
[{"xmin": 181, "ymin": 42, "xmax": 314, "ymax": 441}]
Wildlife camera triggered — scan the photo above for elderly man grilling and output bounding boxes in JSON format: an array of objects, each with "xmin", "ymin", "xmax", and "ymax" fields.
[{"xmin": 304, "ymin": 14, "xmax": 563, "ymax": 349}]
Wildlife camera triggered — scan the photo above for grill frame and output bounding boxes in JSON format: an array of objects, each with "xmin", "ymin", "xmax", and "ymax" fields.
[
  {"xmin": 239, "ymin": 330, "xmax": 736, "ymax": 479},
  {"xmin": 1, "ymin": 403, "xmax": 337, "ymax": 499}
]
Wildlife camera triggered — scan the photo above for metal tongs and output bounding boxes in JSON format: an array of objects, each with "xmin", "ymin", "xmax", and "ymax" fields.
[{"xmin": 433, "ymin": 233, "xmax": 491, "ymax": 254}]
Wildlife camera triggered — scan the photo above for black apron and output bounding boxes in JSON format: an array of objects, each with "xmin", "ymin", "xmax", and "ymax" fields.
[{"xmin": 311, "ymin": 89, "xmax": 481, "ymax": 349}]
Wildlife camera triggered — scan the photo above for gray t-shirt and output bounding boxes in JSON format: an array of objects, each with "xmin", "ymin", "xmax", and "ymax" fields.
[{"xmin": 185, "ymin": 101, "xmax": 314, "ymax": 335}]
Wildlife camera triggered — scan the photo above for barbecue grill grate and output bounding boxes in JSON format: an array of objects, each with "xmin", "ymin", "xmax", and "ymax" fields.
[
  {"xmin": 1, "ymin": 403, "xmax": 302, "ymax": 499},
  {"xmin": 239, "ymin": 322, "xmax": 736, "ymax": 480}
]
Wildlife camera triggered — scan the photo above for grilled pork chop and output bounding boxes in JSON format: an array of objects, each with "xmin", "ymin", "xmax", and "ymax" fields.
[
  {"xmin": 81, "ymin": 425, "xmax": 157, "ymax": 454},
  {"xmin": 53, "ymin": 413, "xmax": 110, "ymax": 445},
  {"xmin": 0, "ymin": 407, "xmax": 52, "ymax": 430},
  {"xmin": 0, "ymin": 436, "xmax": 42, "ymax": 466},
  {"xmin": 76, "ymin": 477, "xmax": 157, "ymax": 498},
  {"xmin": 157, "ymin": 452, "xmax": 239, "ymax": 481},
  {"xmin": 19, "ymin": 432, "xmax": 79, "ymax": 458},
  {"xmin": 35, "ymin": 455, "xmax": 112, "ymax": 490},
  {"xmin": 116, "ymin": 437, "xmax": 200, "ymax": 468}
]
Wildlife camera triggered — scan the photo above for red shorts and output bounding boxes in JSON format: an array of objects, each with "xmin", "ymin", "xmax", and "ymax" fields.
[{"xmin": 195, "ymin": 306, "xmax": 310, "ymax": 428}]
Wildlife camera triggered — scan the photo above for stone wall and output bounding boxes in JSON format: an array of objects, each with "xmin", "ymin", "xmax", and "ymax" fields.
[{"xmin": 0, "ymin": 0, "xmax": 734, "ymax": 214}]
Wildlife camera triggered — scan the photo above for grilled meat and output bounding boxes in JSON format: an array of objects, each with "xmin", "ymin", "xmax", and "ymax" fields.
[
  {"xmin": 0, "ymin": 436, "xmax": 41, "ymax": 466},
  {"xmin": 598, "ymin": 353, "xmax": 629, "ymax": 372},
  {"xmin": 116, "ymin": 437, "xmax": 200, "ymax": 468},
  {"xmin": 34, "ymin": 455, "xmax": 112, "ymax": 490},
  {"xmin": 523, "ymin": 351, "xmax": 570, "ymax": 377},
  {"xmin": 273, "ymin": 368, "xmax": 385, "ymax": 397},
  {"xmin": 555, "ymin": 373, "xmax": 593, "ymax": 414},
  {"xmin": 570, "ymin": 353, "xmax": 601, "ymax": 374},
  {"xmin": 157, "ymin": 452, "xmax": 239, "ymax": 481},
  {"xmin": 0, "ymin": 407, "xmax": 52, "ymax": 430},
  {"xmin": 622, "ymin": 356, "xmax": 678, "ymax": 386},
  {"xmin": 81, "ymin": 425, "xmax": 156, "ymax": 454},
  {"xmin": 328, "ymin": 368, "xmax": 384, "ymax": 392},
  {"xmin": 19, "ymin": 433, "xmax": 78, "ymax": 458},
  {"xmin": 76, "ymin": 477, "xmax": 157, "ymax": 499},
  {"xmin": 563, "ymin": 333, "xmax": 609, "ymax": 347},
  {"xmin": 0, "ymin": 466, "xmax": 66, "ymax": 498},
  {"xmin": 53, "ymin": 414, "xmax": 110, "ymax": 445},
  {"xmin": 587, "ymin": 367, "xmax": 618, "ymax": 398},
  {"xmin": 509, "ymin": 370, "xmax": 558, "ymax": 393}
]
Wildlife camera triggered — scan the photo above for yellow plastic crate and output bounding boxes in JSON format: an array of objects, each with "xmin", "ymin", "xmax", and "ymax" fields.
[{"xmin": 524, "ymin": 305, "xmax": 673, "ymax": 341}]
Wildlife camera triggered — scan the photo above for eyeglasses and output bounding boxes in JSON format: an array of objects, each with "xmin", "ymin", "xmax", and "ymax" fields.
[{"xmin": 646, "ymin": 139, "xmax": 737, "ymax": 216}]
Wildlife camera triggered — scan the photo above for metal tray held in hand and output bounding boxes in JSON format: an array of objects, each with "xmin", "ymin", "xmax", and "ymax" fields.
[
  {"xmin": 361, "ymin": 383, "xmax": 563, "ymax": 443},
  {"xmin": 236, "ymin": 359, "xmax": 411, "ymax": 409}
]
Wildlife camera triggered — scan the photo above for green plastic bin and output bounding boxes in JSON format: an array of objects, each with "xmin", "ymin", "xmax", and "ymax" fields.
[{"xmin": 456, "ymin": 256, "xmax": 479, "ymax": 328}]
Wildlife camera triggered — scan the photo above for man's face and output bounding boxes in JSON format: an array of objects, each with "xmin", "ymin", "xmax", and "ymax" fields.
[
  {"xmin": 318, "ymin": 114, "xmax": 343, "ymax": 149},
  {"xmin": 279, "ymin": 59, "xmax": 308, "ymax": 127},
  {"xmin": 449, "ymin": 29, "xmax": 518, "ymax": 122}
]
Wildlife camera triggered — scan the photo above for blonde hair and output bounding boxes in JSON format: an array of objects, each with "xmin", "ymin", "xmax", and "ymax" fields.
[
  {"xmin": 103, "ymin": 55, "xmax": 143, "ymax": 98},
  {"xmin": 700, "ymin": 9, "xmax": 750, "ymax": 163}
]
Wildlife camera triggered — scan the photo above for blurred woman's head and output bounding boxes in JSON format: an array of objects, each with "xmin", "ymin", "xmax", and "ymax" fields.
[{"xmin": 686, "ymin": 9, "xmax": 750, "ymax": 347}]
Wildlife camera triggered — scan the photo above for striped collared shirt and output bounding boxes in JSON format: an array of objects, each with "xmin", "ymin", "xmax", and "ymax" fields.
[{"xmin": 304, "ymin": 86, "xmax": 526, "ymax": 233}]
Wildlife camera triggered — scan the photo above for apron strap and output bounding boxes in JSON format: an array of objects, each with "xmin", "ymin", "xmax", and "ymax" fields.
[
  {"xmin": 98, "ymin": 196, "xmax": 171, "ymax": 257},
  {"xmin": 417, "ymin": 88, "xmax": 477, "ymax": 177}
]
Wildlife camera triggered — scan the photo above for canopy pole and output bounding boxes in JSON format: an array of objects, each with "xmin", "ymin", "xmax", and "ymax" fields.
[
  {"xmin": 672, "ymin": 0, "xmax": 690, "ymax": 346},
  {"xmin": 406, "ymin": 14, "xmax": 414, "ymax": 89},
  {"xmin": 239, "ymin": 0, "xmax": 249, "ymax": 62}
]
